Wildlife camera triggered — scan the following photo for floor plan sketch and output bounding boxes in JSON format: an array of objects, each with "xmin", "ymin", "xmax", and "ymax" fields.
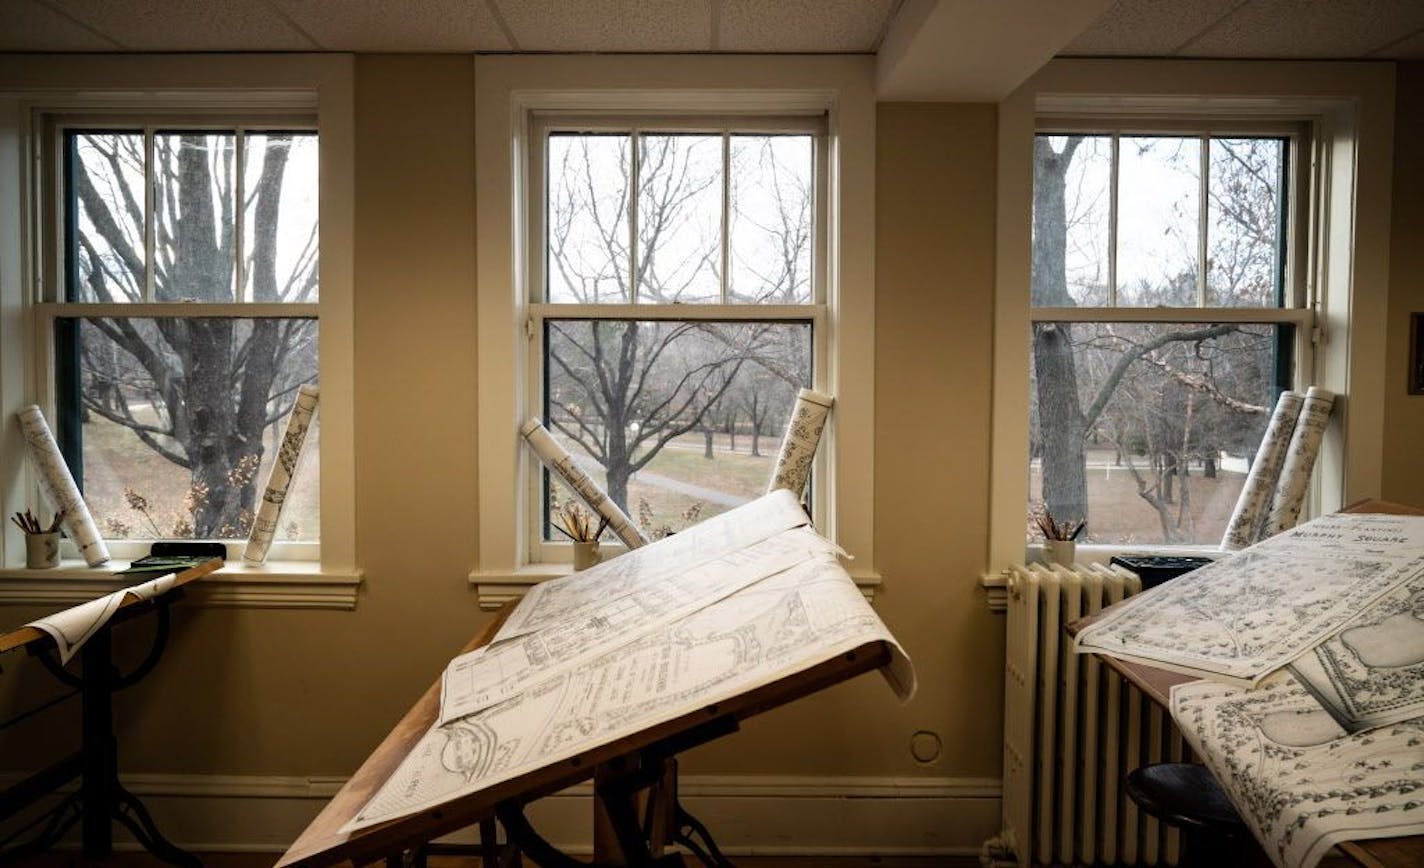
[
  {"xmin": 346, "ymin": 553, "xmax": 913, "ymax": 833},
  {"xmin": 1076, "ymin": 512, "xmax": 1424, "ymax": 683},
  {"xmin": 1171, "ymin": 674, "xmax": 1424, "ymax": 868}
]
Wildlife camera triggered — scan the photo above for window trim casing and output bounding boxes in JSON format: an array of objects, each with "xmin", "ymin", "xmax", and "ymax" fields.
[
  {"xmin": 0, "ymin": 55, "xmax": 360, "ymax": 607},
  {"xmin": 988, "ymin": 60, "xmax": 1397, "ymax": 574},
  {"xmin": 471, "ymin": 55, "xmax": 877, "ymax": 604},
  {"xmin": 525, "ymin": 112, "xmax": 829, "ymax": 564}
]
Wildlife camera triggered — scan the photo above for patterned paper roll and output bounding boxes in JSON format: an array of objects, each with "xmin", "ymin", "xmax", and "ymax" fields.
[
  {"xmin": 1259, "ymin": 386, "xmax": 1335, "ymax": 540},
  {"xmin": 1220, "ymin": 391, "xmax": 1303, "ymax": 550},
  {"xmin": 521, "ymin": 418, "xmax": 648, "ymax": 549},
  {"xmin": 243, "ymin": 384, "xmax": 319, "ymax": 565},
  {"xmin": 767, "ymin": 389, "xmax": 834, "ymax": 498},
  {"xmin": 17, "ymin": 405, "xmax": 109, "ymax": 566}
]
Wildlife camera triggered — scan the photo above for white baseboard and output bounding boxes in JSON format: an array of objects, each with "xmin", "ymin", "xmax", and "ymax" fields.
[{"xmin": 3, "ymin": 771, "xmax": 1002, "ymax": 857}]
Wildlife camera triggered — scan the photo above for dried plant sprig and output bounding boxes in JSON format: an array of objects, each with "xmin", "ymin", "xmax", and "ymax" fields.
[
  {"xmin": 1035, "ymin": 509, "xmax": 1084, "ymax": 542},
  {"xmin": 552, "ymin": 501, "xmax": 604, "ymax": 543}
]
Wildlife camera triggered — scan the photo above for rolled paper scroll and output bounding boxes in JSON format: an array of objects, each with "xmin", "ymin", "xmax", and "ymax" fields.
[
  {"xmin": 1220, "ymin": 391, "xmax": 1303, "ymax": 550},
  {"xmin": 1259, "ymin": 386, "xmax": 1335, "ymax": 540},
  {"xmin": 17, "ymin": 405, "xmax": 109, "ymax": 566},
  {"xmin": 521, "ymin": 419, "xmax": 649, "ymax": 549},
  {"xmin": 767, "ymin": 388, "xmax": 834, "ymax": 498},
  {"xmin": 243, "ymin": 384, "xmax": 319, "ymax": 565}
]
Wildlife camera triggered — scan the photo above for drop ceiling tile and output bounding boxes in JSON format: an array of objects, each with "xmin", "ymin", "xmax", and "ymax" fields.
[
  {"xmin": 269, "ymin": 0, "xmax": 510, "ymax": 51},
  {"xmin": 1180, "ymin": 0, "xmax": 1424, "ymax": 58},
  {"xmin": 495, "ymin": 0, "xmax": 711, "ymax": 52},
  {"xmin": 718, "ymin": 0, "xmax": 895, "ymax": 52},
  {"xmin": 1063, "ymin": 0, "xmax": 1244, "ymax": 56},
  {"xmin": 0, "ymin": 0, "xmax": 122, "ymax": 50},
  {"xmin": 1375, "ymin": 26, "xmax": 1424, "ymax": 59},
  {"xmin": 46, "ymin": 0, "xmax": 317, "ymax": 51}
]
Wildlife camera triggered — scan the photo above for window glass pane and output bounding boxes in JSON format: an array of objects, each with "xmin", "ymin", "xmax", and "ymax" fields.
[
  {"xmin": 69, "ymin": 131, "xmax": 146, "ymax": 303},
  {"xmin": 729, "ymin": 135, "xmax": 814, "ymax": 304},
  {"xmin": 544, "ymin": 319, "xmax": 811, "ymax": 539},
  {"xmin": 1028, "ymin": 320, "xmax": 1288, "ymax": 546},
  {"xmin": 243, "ymin": 132, "xmax": 320, "ymax": 302},
  {"xmin": 637, "ymin": 134, "xmax": 722, "ymax": 304},
  {"xmin": 1116, "ymin": 136, "xmax": 1200, "ymax": 307},
  {"xmin": 1031, "ymin": 135, "xmax": 1111, "ymax": 307},
  {"xmin": 547, "ymin": 133, "xmax": 631, "ymax": 303},
  {"xmin": 1207, "ymin": 138, "xmax": 1286, "ymax": 308},
  {"xmin": 154, "ymin": 133, "xmax": 237, "ymax": 302},
  {"xmin": 60, "ymin": 317, "xmax": 319, "ymax": 542}
]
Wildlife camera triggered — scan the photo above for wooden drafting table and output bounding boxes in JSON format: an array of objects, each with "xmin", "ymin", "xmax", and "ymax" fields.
[
  {"xmin": 1068, "ymin": 500, "xmax": 1424, "ymax": 868},
  {"xmin": 0, "ymin": 557, "xmax": 222, "ymax": 866},
  {"xmin": 279, "ymin": 602, "xmax": 895, "ymax": 867}
]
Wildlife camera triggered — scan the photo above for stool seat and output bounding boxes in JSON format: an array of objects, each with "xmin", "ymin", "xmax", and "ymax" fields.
[{"xmin": 1125, "ymin": 763, "xmax": 1250, "ymax": 837}]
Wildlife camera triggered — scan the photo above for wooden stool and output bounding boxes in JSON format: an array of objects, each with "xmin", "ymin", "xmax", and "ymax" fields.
[{"xmin": 1125, "ymin": 763, "xmax": 1265, "ymax": 867}]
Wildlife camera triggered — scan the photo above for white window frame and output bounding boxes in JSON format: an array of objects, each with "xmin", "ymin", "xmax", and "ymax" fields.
[
  {"xmin": 0, "ymin": 56, "xmax": 360, "ymax": 607},
  {"xmin": 989, "ymin": 60, "xmax": 1397, "ymax": 572},
  {"xmin": 525, "ymin": 112, "xmax": 828, "ymax": 564},
  {"xmin": 1026, "ymin": 120, "xmax": 1314, "ymax": 553},
  {"xmin": 472, "ymin": 55, "xmax": 877, "ymax": 608}
]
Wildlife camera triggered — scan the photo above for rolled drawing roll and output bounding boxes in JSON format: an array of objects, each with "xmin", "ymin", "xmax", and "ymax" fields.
[
  {"xmin": 1220, "ymin": 391, "xmax": 1303, "ymax": 550},
  {"xmin": 18, "ymin": 405, "xmax": 109, "ymax": 566},
  {"xmin": 1259, "ymin": 386, "xmax": 1335, "ymax": 540},
  {"xmin": 767, "ymin": 389, "xmax": 834, "ymax": 498},
  {"xmin": 521, "ymin": 419, "xmax": 649, "ymax": 549},
  {"xmin": 243, "ymin": 384, "xmax": 319, "ymax": 565}
]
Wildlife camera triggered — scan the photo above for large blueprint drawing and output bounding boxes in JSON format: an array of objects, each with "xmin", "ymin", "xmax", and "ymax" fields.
[
  {"xmin": 439, "ymin": 526, "xmax": 841, "ymax": 723},
  {"xmin": 1289, "ymin": 567, "xmax": 1424, "ymax": 732},
  {"xmin": 494, "ymin": 489, "xmax": 812, "ymax": 643},
  {"xmin": 1075, "ymin": 512, "xmax": 1424, "ymax": 684},
  {"xmin": 1170, "ymin": 674, "xmax": 1424, "ymax": 868},
  {"xmin": 345, "ymin": 551, "xmax": 913, "ymax": 833}
]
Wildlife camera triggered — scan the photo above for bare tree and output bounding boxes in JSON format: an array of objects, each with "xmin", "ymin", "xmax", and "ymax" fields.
[{"xmin": 73, "ymin": 132, "xmax": 317, "ymax": 537}]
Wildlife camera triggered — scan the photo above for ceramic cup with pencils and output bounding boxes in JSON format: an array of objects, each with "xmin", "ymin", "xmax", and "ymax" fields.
[
  {"xmin": 551, "ymin": 499, "xmax": 607, "ymax": 572},
  {"xmin": 1035, "ymin": 508, "xmax": 1084, "ymax": 566},
  {"xmin": 12, "ymin": 509, "xmax": 64, "ymax": 569}
]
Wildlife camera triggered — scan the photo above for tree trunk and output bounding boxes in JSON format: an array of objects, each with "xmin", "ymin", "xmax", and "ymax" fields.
[
  {"xmin": 703, "ymin": 428, "xmax": 714, "ymax": 459},
  {"xmin": 1031, "ymin": 138, "xmax": 1090, "ymax": 528}
]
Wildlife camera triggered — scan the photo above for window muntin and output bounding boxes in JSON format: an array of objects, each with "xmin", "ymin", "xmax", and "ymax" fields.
[
  {"xmin": 1029, "ymin": 130, "xmax": 1304, "ymax": 547},
  {"xmin": 531, "ymin": 116, "xmax": 824, "ymax": 552},
  {"xmin": 51, "ymin": 125, "xmax": 319, "ymax": 551}
]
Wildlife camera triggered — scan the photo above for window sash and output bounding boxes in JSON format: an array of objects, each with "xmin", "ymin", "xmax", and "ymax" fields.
[
  {"xmin": 528, "ymin": 114, "xmax": 828, "ymax": 308},
  {"xmin": 38, "ymin": 115, "xmax": 323, "ymax": 561},
  {"xmin": 1030, "ymin": 126, "xmax": 1306, "ymax": 312},
  {"xmin": 44, "ymin": 117, "xmax": 317, "ymax": 307}
]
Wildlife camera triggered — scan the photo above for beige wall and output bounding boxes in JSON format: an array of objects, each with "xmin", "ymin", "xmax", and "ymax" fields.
[
  {"xmin": 1, "ymin": 61, "xmax": 1005, "ymax": 788},
  {"xmin": 1383, "ymin": 62, "xmax": 1424, "ymax": 508}
]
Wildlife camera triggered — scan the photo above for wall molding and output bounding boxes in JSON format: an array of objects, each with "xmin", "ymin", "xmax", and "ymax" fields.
[
  {"xmin": 1, "ymin": 771, "xmax": 1001, "ymax": 856},
  {"xmin": 0, "ymin": 566, "xmax": 363, "ymax": 610}
]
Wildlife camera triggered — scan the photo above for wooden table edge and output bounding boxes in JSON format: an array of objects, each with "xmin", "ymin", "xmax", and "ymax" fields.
[{"xmin": 0, "ymin": 557, "xmax": 223, "ymax": 654}]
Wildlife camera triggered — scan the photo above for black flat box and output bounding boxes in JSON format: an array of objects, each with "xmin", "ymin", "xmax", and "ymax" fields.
[{"xmin": 1109, "ymin": 555, "xmax": 1214, "ymax": 589}]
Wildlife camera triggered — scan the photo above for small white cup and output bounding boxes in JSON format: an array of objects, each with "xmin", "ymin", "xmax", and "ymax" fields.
[{"xmin": 25, "ymin": 532, "xmax": 60, "ymax": 569}]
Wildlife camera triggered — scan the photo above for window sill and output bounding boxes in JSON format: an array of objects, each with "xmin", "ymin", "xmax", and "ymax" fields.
[
  {"xmin": 0, "ymin": 560, "xmax": 363, "ymax": 610},
  {"xmin": 469, "ymin": 564, "xmax": 883, "ymax": 612}
]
